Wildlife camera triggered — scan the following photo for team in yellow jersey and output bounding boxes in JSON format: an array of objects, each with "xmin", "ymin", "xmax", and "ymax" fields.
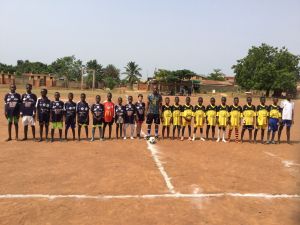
[
  {"xmin": 254, "ymin": 97, "xmax": 269, "ymax": 143},
  {"xmin": 158, "ymin": 95, "xmax": 284, "ymax": 144},
  {"xmin": 192, "ymin": 97, "xmax": 206, "ymax": 141}
]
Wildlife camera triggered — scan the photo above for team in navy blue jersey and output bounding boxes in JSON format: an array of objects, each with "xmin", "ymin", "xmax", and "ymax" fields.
[
  {"xmin": 64, "ymin": 93, "xmax": 77, "ymax": 141},
  {"xmin": 20, "ymin": 84, "xmax": 37, "ymax": 140},
  {"xmin": 50, "ymin": 92, "xmax": 64, "ymax": 142},
  {"xmin": 4, "ymin": 84, "xmax": 21, "ymax": 141},
  {"xmin": 123, "ymin": 96, "xmax": 136, "ymax": 139},
  {"xmin": 90, "ymin": 95, "xmax": 104, "ymax": 141},
  {"xmin": 36, "ymin": 88, "xmax": 51, "ymax": 141},
  {"xmin": 77, "ymin": 93, "xmax": 90, "ymax": 141},
  {"xmin": 115, "ymin": 97, "xmax": 125, "ymax": 139},
  {"xmin": 3, "ymin": 84, "xmax": 295, "ymax": 144}
]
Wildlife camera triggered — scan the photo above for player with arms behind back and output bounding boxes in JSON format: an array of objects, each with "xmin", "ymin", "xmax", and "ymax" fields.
[
  {"xmin": 206, "ymin": 97, "xmax": 217, "ymax": 141},
  {"xmin": 216, "ymin": 96, "xmax": 230, "ymax": 143},
  {"xmin": 192, "ymin": 97, "xmax": 206, "ymax": 141},
  {"xmin": 50, "ymin": 92, "xmax": 64, "ymax": 142},
  {"xmin": 20, "ymin": 84, "xmax": 37, "ymax": 141},
  {"xmin": 171, "ymin": 96, "xmax": 182, "ymax": 140},
  {"xmin": 161, "ymin": 97, "xmax": 172, "ymax": 139},
  {"xmin": 267, "ymin": 97, "xmax": 281, "ymax": 144},
  {"xmin": 181, "ymin": 96, "xmax": 193, "ymax": 141},
  {"xmin": 241, "ymin": 96, "xmax": 256, "ymax": 143},
  {"xmin": 254, "ymin": 96, "xmax": 269, "ymax": 144},
  {"xmin": 36, "ymin": 88, "xmax": 51, "ymax": 142},
  {"xmin": 228, "ymin": 97, "xmax": 242, "ymax": 143},
  {"xmin": 4, "ymin": 84, "xmax": 21, "ymax": 141},
  {"xmin": 90, "ymin": 95, "xmax": 104, "ymax": 141},
  {"xmin": 135, "ymin": 94, "xmax": 146, "ymax": 139},
  {"xmin": 77, "ymin": 93, "xmax": 89, "ymax": 141},
  {"xmin": 64, "ymin": 93, "xmax": 76, "ymax": 141}
]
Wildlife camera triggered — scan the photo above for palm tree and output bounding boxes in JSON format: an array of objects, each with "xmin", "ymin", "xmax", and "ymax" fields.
[{"xmin": 123, "ymin": 61, "xmax": 142, "ymax": 89}]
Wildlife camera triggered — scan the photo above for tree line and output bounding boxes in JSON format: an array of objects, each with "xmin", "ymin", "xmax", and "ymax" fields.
[
  {"xmin": 0, "ymin": 57, "xmax": 142, "ymax": 90},
  {"xmin": 0, "ymin": 43, "xmax": 299, "ymax": 95}
]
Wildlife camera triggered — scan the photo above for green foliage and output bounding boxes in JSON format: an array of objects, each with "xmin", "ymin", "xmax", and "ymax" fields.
[
  {"xmin": 123, "ymin": 61, "xmax": 142, "ymax": 89},
  {"xmin": 232, "ymin": 43, "xmax": 300, "ymax": 96},
  {"xmin": 51, "ymin": 56, "xmax": 82, "ymax": 87},
  {"xmin": 85, "ymin": 59, "xmax": 104, "ymax": 88},
  {"xmin": 154, "ymin": 69, "xmax": 196, "ymax": 82},
  {"xmin": 103, "ymin": 76, "xmax": 118, "ymax": 90},
  {"xmin": 0, "ymin": 63, "xmax": 16, "ymax": 74},
  {"xmin": 102, "ymin": 64, "xmax": 120, "ymax": 90},
  {"xmin": 207, "ymin": 69, "xmax": 225, "ymax": 81},
  {"xmin": 15, "ymin": 60, "xmax": 52, "ymax": 77}
]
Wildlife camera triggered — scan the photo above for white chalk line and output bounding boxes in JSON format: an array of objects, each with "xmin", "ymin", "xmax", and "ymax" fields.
[
  {"xmin": 264, "ymin": 151, "xmax": 300, "ymax": 168},
  {"xmin": 0, "ymin": 193, "xmax": 299, "ymax": 200},
  {"xmin": 141, "ymin": 130, "xmax": 176, "ymax": 194}
]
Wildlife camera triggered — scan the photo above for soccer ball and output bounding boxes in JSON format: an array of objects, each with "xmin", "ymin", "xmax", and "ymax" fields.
[{"xmin": 149, "ymin": 137, "xmax": 156, "ymax": 144}]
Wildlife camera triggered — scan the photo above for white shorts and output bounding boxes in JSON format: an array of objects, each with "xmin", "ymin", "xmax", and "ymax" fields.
[{"xmin": 22, "ymin": 116, "xmax": 35, "ymax": 126}]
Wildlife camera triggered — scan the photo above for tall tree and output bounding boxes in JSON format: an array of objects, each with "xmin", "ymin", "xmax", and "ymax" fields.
[
  {"xmin": 86, "ymin": 59, "xmax": 104, "ymax": 88},
  {"xmin": 51, "ymin": 56, "xmax": 82, "ymax": 88},
  {"xmin": 123, "ymin": 61, "xmax": 142, "ymax": 89},
  {"xmin": 207, "ymin": 69, "xmax": 225, "ymax": 81},
  {"xmin": 103, "ymin": 64, "xmax": 120, "ymax": 89},
  {"xmin": 232, "ymin": 43, "xmax": 300, "ymax": 96}
]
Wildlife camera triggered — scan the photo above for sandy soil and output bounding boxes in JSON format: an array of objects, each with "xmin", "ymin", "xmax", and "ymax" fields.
[{"xmin": 0, "ymin": 87, "xmax": 299, "ymax": 225}]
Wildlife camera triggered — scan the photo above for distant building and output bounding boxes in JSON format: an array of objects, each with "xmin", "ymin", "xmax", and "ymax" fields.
[
  {"xmin": 23, "ymin": 73, "xmax": 56, "ymax": 88},
  {"xmin": 0, "ymin": 72, "xmax": 15, "ymax": 85}
]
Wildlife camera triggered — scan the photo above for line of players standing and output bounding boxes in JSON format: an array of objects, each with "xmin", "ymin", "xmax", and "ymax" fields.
[{"xmin": 4, "ymin": 83, "xmax": 294, "ymax": 144}]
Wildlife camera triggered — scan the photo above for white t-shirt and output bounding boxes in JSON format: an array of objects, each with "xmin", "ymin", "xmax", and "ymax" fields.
[{"xmin": 280, "ymin": 100, "xmax": 294, "ymax": 120}]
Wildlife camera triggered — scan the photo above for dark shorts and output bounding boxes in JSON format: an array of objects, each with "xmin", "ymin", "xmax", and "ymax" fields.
[
  {"xmin": 65, "ymin": 117, "xmax": 76, "ymax": 129},
  {"xmin": 281, "ymin": 119, "xmax": 292, "ymax": 127},
  {"xmin": 104, "ymin": 121, "xmax": 114, "ymax": 126},
  {"xmin": 38, "ymin": 114, "xmax": 50, "ymax": 125},
  {"xmin": 78, "ymin": 117, "xmax": 89, "ymax": 126},
  {"xmin": 93, "ymin": 118, "xmax": 103, "ymax": 127},
  {"xmin": 243, "ymin": 125, "xmax": 254, "ymax": 130},
  {"xmin": 268, "ymin": 118, "xmax": 279, "ymax": 131},
  {"xmin": 7, "ymin": 115, "xmax": 19, "ymax": 124},
  {"xmin": 146, "ymin": 113, "xmax": 160, "ymax": 125},
  {"xmin": 66, "ymin": 121, "xmax": 76, "ymax": 129}
]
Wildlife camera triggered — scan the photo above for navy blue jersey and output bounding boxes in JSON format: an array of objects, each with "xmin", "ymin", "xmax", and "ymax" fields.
[
  {"xmin": 135, "ymin": 101, "xmax": 145, "ymax": 121},
  {"xmin": 115, "ymin": 104, "xmax": 126, "ymax": 123},
  {"xmin": 4, "ymin": 92, "xmax": 21, "ymax": 117},
  {"xmin": 91, "ymin": 103, "xmax": 104, "ymax": 121},
  {"xmin": 36, "ymin": 97, "xmax": 51, "ymax": 121},
  {"xmin": 124, "ymin": 103, "xmax": 136, "ymax": 124},
  {"xmin": 77, "ymin": 101, "xmax": 89, "ymax": 124},
  {"xmin": 50, "ymin": 100, "xmax": 64, "ymax": 122},
  {"xmin": 20, "ymin": 93, "xmax": 37, "ymax": 116},
  {"xmin": 64, "ymin": 101, "xmax": 76, "ymax": 124}
]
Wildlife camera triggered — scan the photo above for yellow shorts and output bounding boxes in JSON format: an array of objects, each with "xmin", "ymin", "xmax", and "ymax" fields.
[
  {"xmin": 172, "ymin": 117, "xmax": 181, "ymax": 126},
  {"xmin": 256, "ymin": 124, "xmax": 267, "ymax": 129},
  {"xmin": 52, "ymin": 122, "xmax": 63, "ymax": 129},
  {"xmin": 182, "ymin": 118, "xmax": 192, "ymax": 126},
  {"xmin": 162, "ymin": 117, "xmax": 172, "ymax": 126}
]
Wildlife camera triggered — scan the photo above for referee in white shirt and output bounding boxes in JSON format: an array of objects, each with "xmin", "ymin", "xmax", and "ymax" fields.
[{"xmin": 278, "ymin": 93, "xmax": 294, "ymax": 144}]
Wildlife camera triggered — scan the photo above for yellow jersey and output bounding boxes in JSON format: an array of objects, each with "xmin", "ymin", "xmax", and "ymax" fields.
[
  {"xmin": 206, "ymin": 104, "xmax": 217, "ymax": 126},
  {"xmin": 256, "ymin": 104, "xmax": 269, "ymax": 126},
  {"xmin": 161, "ymin": 105, "xmax": 172, "ymax": 126},
  {"xmin": 229, "ymin": 105, "xmax": 242, "ymax": 127},
  {"xmin": 242, "ymin": 104, "xmax": 256, "ymax": 125},
  {"xmin": 217, "ymin": 104, "xmax": 229, "ymax": 127},
  {"xmin": 193, "ymin": 104, "xmax": 206, "ymax": 127},
  {"xmin": 181, "ymin": 104, "xmax": 193, "ymax": 126},
  {"xmin": 171, "ymin": 104, "xmax": 182, "ymax": 126},
  {"xmin": 268, "ymin": 104, "xmax": 281, "ymax": 119}
]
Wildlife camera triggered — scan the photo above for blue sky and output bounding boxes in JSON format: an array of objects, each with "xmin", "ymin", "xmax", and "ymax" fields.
[{"xmin": 0, "ymin": 0, "xmax": 299, "ymax": 78}]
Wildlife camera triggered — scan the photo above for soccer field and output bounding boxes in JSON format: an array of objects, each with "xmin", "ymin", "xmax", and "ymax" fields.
[{"xmin": 0, "ymin": 87, "xmax": 299, "ymax": 225}]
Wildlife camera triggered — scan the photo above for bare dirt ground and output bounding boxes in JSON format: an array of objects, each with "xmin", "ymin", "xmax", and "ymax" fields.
[{"xmin": 0, "ymin": 87, "xmax": 299, "ymax": 225}]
